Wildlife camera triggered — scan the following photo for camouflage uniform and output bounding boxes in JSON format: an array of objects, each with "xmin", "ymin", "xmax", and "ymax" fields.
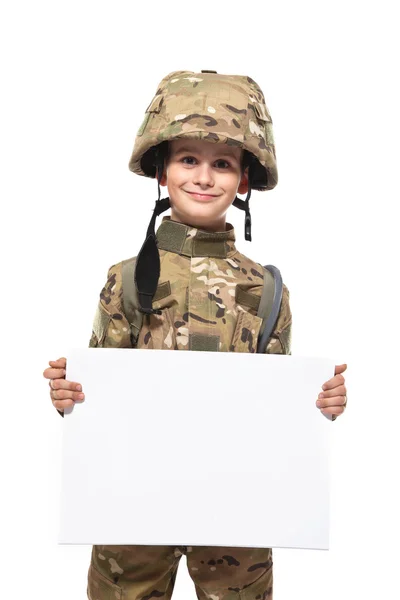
[
  {"xmin": 73, "ymin": 69, "xmax": 292, "ymax": 599},
  {"xmin": 89, "ymin": 217, "xmax": 291, "ymax": 355},
  {"xmin": 85, "ymin": 216, "xmax": 292, "ymax": 600}
]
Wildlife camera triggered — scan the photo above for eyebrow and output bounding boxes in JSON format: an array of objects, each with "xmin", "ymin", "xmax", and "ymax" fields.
[{"xmin": 173, "ymin": 146, "xmax": 239, "ymax": 161}]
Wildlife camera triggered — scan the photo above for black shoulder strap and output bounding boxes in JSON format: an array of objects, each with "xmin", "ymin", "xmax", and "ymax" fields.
[{"xmin": 256, "ymin": 264, "xmax": 283, "ymax": 353}]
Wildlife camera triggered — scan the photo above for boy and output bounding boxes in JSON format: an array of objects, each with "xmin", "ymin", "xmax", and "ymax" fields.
[{"xmin": 43, "ymin": 70, "xmax": 348, "ymax": 600}]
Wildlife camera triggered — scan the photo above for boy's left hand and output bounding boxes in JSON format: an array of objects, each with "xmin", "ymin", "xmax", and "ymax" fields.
[{"xmin": 316, "ymin": 363, "xmax": 347, "ymax": 420}]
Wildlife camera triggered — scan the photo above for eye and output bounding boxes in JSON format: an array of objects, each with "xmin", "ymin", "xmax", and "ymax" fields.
[
  {"xmin": 181, "ymin": 156, "xmax": 197, "ymax": 165},
  {"xmin": 214, "ymin": 159, "xmax": 230, "ymax": 169}
]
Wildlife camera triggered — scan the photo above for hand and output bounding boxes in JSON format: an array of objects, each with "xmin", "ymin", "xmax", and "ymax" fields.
[
  {"xmin": 316, "ymin": 363, "xmax": 347, "ymax": 420},
  {"xmin": 43, "ymin": 357, "xmax": 85, "ymax": 413}
]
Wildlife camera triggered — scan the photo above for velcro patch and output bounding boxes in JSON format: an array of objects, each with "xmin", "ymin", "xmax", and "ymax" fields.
[{"xmin": 189, "ymin": 333, "xmax": 220, "ymax": 352}]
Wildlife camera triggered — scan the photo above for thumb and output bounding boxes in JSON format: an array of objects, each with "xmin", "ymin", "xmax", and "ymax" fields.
[{"xmin": 49, "ymin": 357, "xmax": 67, "ymax": 366}]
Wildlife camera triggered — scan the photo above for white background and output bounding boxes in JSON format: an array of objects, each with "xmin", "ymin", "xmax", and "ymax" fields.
[{"xmin": 1, "ymin": 1, "xmax": 398, "ymax": 599}]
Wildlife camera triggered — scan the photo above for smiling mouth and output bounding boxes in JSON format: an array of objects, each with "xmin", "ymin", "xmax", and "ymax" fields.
[{"xmin": 184, "ymin": 191, "xmax": 220, "ymax": 199}]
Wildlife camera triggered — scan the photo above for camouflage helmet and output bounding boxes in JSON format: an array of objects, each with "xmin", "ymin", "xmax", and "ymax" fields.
[{"xmin": 128, "ymin": 70, "xmax": 278, "ymax": 191}]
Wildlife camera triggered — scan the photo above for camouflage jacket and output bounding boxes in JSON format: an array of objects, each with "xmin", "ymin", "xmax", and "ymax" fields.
[
  {"xmin": 89, "ymin": 217, "xmax": 292, "ymax": 354},
  {"xmin": 57, "ymin": 217, "xmax": 292, "ymax": 417}
]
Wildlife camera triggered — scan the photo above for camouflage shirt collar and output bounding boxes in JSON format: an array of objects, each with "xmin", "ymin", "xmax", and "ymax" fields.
[{"xmin": 156, "ymin": 216, "xmax": 237, "ymax": 258}]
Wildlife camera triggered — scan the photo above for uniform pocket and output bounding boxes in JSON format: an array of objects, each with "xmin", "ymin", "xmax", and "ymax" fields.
[
  {"xmin": 230, "ymin": 308, "xmax": 263, "ymax": 353},
  {"xmin": 87, "ymin": 563, "xmax": 123, "ymax": 600},
  {"xmin": 153, "ymin": 307, "xmax": 176, "ymax": 350},
  {"xmin": 92, "ymin": 302, "xmax": 111, "ymax": 346},
  {"xmin": 139, "ymin": 307, "xmax": 177, "ymax": 350},
  {"xmin": 139, "ymin": 281, "xmax": 177, "ymax": 350}
]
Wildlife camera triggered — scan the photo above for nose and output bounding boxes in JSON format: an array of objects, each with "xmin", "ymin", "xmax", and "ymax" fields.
[{"xmin": 193, "ymin": 161, "xmax": 214, "ymax": 188}]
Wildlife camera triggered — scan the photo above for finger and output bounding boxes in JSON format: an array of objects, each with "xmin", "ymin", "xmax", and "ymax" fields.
[
  {"xmin": 321, "ymin": 364, "xmax": 347, "ymax": 389},
  {"xmin": 316, "ymin": 395, "xmax": 347, "ymax": 409},
  {"xmin": 49, "ymin": 357, "xmax": 67, "ymax": 367},
  {"xmin": 43, "ymin": 367, "xmax": 66, "ymax": 380},
  {"xmin": 322, "ymin": 373, "xmax": 346, "ymax": 391},
  {"xmin": 50, "ymin": 386, "xmax": 85, "ymax": 402},
  {"xmin": 318, "ymin": 384, "xmax": 346, "ymax": 398},
  {"xmin": 44, "ymin": 367, "xmax": 66, "ymax": 378},
  {"xmin": 50, "ymin": 378, "xmax": 83, "ymax": 392}
]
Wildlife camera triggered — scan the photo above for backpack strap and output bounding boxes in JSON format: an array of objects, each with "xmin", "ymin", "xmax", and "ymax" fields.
[
  {"xmin": 121, "ymin": 257, "xmax": 143, "ymax": 347},
  {"xmin": 256, "ymin": 264, "xmax": 283, "ymax": 353}
]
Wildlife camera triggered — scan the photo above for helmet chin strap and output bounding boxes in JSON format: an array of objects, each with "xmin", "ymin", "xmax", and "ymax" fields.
[
  {"xmin": 232, "ymin": 189, "xmax": 252, "ymax": 242},
  {"xmin": 134, "ymin": 149, "xmax": 170, "ymax": 315},
  {"xmin": 135, "ymin": 149, "xmax": 256, "ymax": 314},
  {"xmin": 232, "ymin": 155, "xmax": 256, "ymax": 241}
]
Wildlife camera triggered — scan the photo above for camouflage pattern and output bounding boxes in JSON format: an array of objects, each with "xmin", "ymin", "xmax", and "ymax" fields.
[
  {"xmin": 85, "ymin": 217, "xmax": 292, "ymax": 599},
  {"xmin": 128, "ymin": 70, "xmax": 278, "ymax": 191},
  {"xmin": 88, "ymin": 217, "xmax": 292, "ymax": 355},
  {"xmin": 88, "ymin": 544, "xmax": 273, "ymax": 600}
]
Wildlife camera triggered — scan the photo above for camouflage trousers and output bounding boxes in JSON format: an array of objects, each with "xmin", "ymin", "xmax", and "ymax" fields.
[{"xmin": 87, "ymin": 544, "xmax": 273, "ymax": 600}]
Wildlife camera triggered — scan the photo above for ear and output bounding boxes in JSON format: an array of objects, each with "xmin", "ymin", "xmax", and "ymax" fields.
[
  {"xmin": 237, "ymin": 167, "xmax": 249, "ymax": 195},
  {"xmin": 159, "ymin": 167, "xmax": 167, "ymax": 186}
]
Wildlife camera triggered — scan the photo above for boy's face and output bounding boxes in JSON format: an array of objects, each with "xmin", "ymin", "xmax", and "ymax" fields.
[{"xmin": 160, "ymin": 139, "xmax": 249, "ymax": 232}]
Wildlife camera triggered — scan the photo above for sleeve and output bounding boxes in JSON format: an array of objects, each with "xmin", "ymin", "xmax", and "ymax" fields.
[
  {"xmin": 265, "ymin": 283, "xmax": 292, "ymax": 355},
  {"xmin": 88, "ymin": 262, "xmax": 134, "ymax": 349},
  {"xmin": 56, "ymin": 262, "xmax": 134, "ymax": 419}
]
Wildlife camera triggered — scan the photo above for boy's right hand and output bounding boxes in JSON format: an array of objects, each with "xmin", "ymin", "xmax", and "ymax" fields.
[{"xmin": 43, "ymin": 357, "xmax": 85, "ymax": 413}]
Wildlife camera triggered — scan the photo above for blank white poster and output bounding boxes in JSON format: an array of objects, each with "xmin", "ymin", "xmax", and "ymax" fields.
[{"xmin": 59, "ymin": 349, "xmax": 335, "ymax": 550}]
